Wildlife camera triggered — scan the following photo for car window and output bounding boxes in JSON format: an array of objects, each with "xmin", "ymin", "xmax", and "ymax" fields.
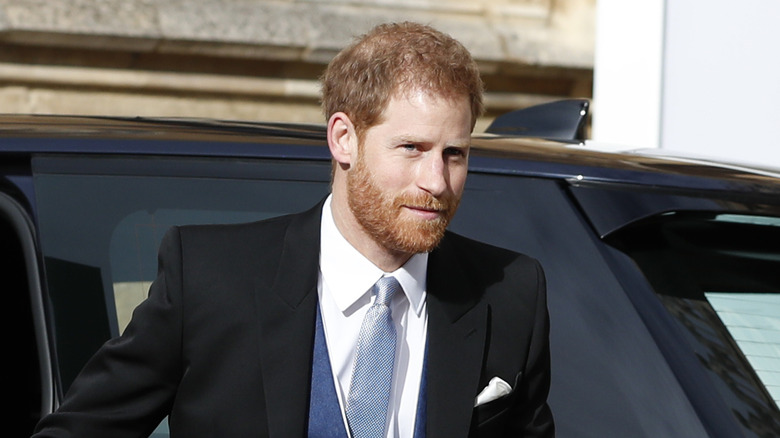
[
  {"xmin": 706, "ymin": 213, "xmax": 780, "ymax": 407},
  {"xmin": 706, "ymin": 292, "xmax": 779, "ymax": 405},
  {"xmin": 33, "ymin": 155, "xmax": 332, "ymax": 390},
  {"xmin": 605, "ymin": 211, "xmax": 780, "ymax": 435},
  {"xmin": 34, "ymin": 154, "xmax": 333, "ymax": 437}
]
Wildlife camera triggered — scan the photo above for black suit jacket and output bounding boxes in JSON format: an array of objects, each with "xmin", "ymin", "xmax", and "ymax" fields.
[{"xmin": 33, "ymin": 201, "xmax": 554, "ymax": 437}]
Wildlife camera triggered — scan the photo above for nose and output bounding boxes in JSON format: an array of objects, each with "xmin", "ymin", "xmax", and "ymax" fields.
[{"xmin": 417, "ymin": 153, "xmax": 448, "ymax": 196}]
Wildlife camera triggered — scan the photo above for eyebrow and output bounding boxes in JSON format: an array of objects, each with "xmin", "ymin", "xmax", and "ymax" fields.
[{"xmin": 392, "ymin": 135, "xmax": 471, "ymax": 148}]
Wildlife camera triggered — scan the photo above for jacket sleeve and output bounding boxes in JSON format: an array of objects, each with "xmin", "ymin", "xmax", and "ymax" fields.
[
  {"xmin": 32, "ymin": 227, "xmax": 186, "ymax": 438},
  {"xmin": 511, "ymin": 259, "xmax": 554, "ymax": 437}
]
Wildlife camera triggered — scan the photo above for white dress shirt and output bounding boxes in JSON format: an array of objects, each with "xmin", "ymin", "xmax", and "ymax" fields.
[{"xmin": 318, "ymin": 195, "xmax": 429, "ymax": 438}]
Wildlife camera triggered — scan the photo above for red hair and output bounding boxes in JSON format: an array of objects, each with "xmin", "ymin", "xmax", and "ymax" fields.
[{"xmin": 321, "ymin": 21, "xmax": 484, "ymax": 136}]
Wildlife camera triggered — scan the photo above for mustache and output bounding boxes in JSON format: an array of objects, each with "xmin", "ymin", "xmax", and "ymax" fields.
[{"xmin": 393, "ymin": 192, "xmax": 456, "ymax": 213}]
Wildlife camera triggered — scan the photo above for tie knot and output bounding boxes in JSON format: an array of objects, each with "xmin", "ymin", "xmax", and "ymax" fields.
[{"xmin": 373, "ymin": 276, "xmax": 400, "ymax": 307}]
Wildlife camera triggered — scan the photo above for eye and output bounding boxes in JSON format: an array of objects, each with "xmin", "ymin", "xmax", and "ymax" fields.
[
  {"xmin": 444, "ymin": 147, "xmax": 467, "ymax": 157},
  {"xmin": 398, "ymin": 143, "xmax": 421, "ymax": 154}
]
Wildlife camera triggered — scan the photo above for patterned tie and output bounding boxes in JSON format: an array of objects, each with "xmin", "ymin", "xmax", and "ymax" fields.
[{"xmin": 346, "ymin": 276, "xmax": 401, "ymax": 438}]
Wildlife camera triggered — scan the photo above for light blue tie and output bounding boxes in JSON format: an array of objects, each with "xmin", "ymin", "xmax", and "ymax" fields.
[{"xmin": 346, "ymin": 276, "xmax": 401, "ymax": 438}]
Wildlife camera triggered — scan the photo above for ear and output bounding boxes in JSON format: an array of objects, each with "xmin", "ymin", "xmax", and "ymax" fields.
[{"xmin": 327, "ymin": 112, "xmax": 357, "ymax": 166}]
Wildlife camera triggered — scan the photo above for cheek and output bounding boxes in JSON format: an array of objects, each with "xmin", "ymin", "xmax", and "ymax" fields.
[
  {"xmin": 388, "ymin": 173, "xmax": 415, "ymax": 191},
  {"xmin": 375, "ymin": 162, "xmax": 416, "ymax": 189},
  {"xmin": 450, "ymin": 166, "xmax": 469, "ymax": 194}
]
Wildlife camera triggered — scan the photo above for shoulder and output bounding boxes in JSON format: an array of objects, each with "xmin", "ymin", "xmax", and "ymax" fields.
[
  {"xmin": 151, "ymin": 202, "xmax": 322, "ymax": 294},
  {"xmin": 177, "ymin": 212, "xmax": 293, "ymax": 245},
  {"xmin": 161, "ymin": 200, "xmax": 323, "ymax": 264},
  {"xmin": 437, "ymin": 231, "xmax": 543, "ymax": 279},
  {"xmin": 176, "ymin": 201, "xmax": 321, "ymax": 247},
  {"xmin": 429, "ymin": 231, "xmax": 545, "ymax": 306}
]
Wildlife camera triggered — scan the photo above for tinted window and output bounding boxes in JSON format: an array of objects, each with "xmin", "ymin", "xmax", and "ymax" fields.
[
  {"xmin": 606, "ymin": 212, "xmax": 780, "ymax": 436},
  {"xmin": 34, "ymin": 155, "xmax": 332, "ymax": 390}
]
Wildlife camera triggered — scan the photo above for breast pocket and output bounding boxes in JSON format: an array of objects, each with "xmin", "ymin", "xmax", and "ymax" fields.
[{"xmin": 473, "ymin": 371, "xmax": 522, "ymax": 428}]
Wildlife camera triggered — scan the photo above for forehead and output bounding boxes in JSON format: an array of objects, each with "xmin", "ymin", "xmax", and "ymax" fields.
[{"xmin": 377, "ymin": 90, "xmax": 472, "ymax": 129}]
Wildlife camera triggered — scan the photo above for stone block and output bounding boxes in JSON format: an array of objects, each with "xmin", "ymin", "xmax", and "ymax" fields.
[
  {"xmin": 1, "ymin": 0, "xmax": 159, "ymax": 36},
  {"xmin": 0, "ymin": 0, "xmax": 594, "ymax": 68}
]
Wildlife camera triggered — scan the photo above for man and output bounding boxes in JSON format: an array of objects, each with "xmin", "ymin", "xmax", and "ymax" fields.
[{"xmin": 33, "ymin": 22, "xmax": 553, "ymax": 437}]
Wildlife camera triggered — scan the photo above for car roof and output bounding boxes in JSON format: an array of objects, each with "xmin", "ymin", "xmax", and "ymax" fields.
[{"xmin": 2, "ymin": 114, "xmax": 779, "ymax": 196}]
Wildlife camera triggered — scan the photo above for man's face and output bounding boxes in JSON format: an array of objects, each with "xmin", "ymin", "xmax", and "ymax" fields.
[{"xmin": 347, "ymin": 90, "xmax": 472, "ymax": 254}]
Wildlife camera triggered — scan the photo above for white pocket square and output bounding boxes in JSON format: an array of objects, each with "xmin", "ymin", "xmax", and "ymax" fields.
[{"xmin": 474, "ymin": 376, "xmax": 513, "ymax": 407}]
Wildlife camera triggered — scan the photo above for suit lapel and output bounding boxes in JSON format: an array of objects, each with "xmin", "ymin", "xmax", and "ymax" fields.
[
  {"xmin": 253, "ymin": 201, "xmax": 324, "ymax": 437},
  {"xmin": 425, "ymin": 234, "xmax": 488, "ymax": 438}
]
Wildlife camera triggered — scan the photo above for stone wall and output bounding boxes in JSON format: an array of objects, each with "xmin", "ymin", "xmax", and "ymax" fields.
[{"xmin": 0, "ymin": 0, "xmax": 595, "ymax": 131}]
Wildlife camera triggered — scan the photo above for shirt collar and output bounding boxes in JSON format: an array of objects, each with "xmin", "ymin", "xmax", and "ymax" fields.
[{"xmin": 320, "ymin": 195, "xmax": 427, "ymax": 316}]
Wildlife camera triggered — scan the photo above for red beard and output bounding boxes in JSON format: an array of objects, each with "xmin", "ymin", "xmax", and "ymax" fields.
[{"xmin": 347, "ymin": 154, "xmax": 460, "ymax": 254}]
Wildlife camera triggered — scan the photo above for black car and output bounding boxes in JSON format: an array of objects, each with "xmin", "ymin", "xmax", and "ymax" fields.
[{"xmin": 3, "ymin": 104, "xmax": 779, "ymax": 437}]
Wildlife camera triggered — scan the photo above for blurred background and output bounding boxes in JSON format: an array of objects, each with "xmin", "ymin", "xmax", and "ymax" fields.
[{"xmin": 1, "ymin": 0, "xmax": 778, "ymax": 167}]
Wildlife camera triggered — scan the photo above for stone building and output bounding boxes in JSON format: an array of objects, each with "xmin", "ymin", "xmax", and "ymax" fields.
[{"xmin": 0, "ymin": 0, "xmax": 595, "ymax": 132}]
